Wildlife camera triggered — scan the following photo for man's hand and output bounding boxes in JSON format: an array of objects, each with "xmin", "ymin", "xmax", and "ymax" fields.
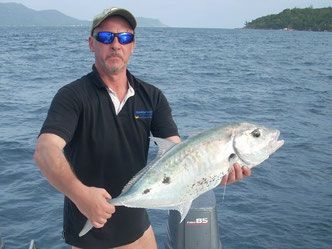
[
  {"xmin": 73, "ymin": 186, "xmax": 115, "ymax": 228},
  {"xmin": 220, "ymin": 163, "xmax": 251, "ymax": 186}
]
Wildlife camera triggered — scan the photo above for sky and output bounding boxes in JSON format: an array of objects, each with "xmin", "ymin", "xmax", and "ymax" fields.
[{"xmin": 1, "ymin": 0, "xmax": 332, "ymax": 28}]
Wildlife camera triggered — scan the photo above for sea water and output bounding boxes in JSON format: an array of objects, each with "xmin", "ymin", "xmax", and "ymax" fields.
[{"xmin": 0, "ymin": 26, "xmax": 331, "ymax": 249}]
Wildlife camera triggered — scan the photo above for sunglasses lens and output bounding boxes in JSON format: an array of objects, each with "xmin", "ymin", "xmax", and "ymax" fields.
[
  {"xmin": 118, "ymin": 33, "xmax": 134, "ymax": 44},
  {"xmin": 96, "ymin": 32, "xmax": 115, "ymax": 44},
  {"xmin": 94, "ymin": 32, "xmax": 134, "ymax": 44}
]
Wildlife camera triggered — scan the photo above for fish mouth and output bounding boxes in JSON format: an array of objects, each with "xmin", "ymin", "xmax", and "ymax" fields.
[{"xmin": 270, "ymin": 131, "xmax": 284, "ymax": 152}]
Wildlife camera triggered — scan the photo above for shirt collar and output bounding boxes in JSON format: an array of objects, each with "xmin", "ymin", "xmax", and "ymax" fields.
[
  {"xmin": 91, "ymin": 64, "xmax": 137, "ymax": 90},
  {"xmin": 107, "ymin": 81, "xmax": 135, "ymax": 98}
]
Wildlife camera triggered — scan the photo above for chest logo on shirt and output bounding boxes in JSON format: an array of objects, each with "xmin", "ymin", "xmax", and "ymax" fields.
[{"xmin": 135, "ymin": 110, "xmax": 153, "ymax": 119}]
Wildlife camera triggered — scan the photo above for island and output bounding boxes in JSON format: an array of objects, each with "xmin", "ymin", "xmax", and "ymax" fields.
[
  {"xmin": 0, "ymin": 2, "xmax": 167, "ymax": 28},
  {"xmin": 244, "ymin": 7, "xmax": 332, "ymax": 32}
]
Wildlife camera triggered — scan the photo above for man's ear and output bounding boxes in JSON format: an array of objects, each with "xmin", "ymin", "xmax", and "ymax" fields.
[
  {"xmin": 130, "ymin": 39, "xmax": 136, "ymax": 54},
  {"xmin": 89, "ymin": 36, "xmax": 95, "ymax": 52}
]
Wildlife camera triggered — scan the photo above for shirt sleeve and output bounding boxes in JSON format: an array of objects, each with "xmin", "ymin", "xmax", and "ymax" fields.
[
  {"xmin": 151, "ymin": 91, "xmax": 179, "ymax": 138},
  {"xmin": 39, "ymin": 85, "xmax": 82, "ymax": 143}
]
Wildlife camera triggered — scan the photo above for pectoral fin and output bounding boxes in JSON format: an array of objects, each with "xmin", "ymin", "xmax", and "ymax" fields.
[
  {"xmin": 150, "ymin": 136, "xmax": 177, "ymax": 157},
  {"xmin": 163, "ymin": 201, "xmax": 192, "ymax": 223},
  {"xmin": 178, "ymin": 201, "xmax": 192, "ymax": 223}
]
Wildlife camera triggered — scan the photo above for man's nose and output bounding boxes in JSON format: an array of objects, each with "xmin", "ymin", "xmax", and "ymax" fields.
[{"xmin": 110, "ymin": 37, "xmax": 122, "ymax": 49}]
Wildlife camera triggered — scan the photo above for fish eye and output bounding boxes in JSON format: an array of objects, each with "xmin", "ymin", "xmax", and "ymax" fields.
[{"xmin": 251, "ymin": 129, "xmax": 261, "ymax": 138}]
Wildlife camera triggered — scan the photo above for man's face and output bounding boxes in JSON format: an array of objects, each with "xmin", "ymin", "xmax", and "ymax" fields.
[{"xmin": 89, "ymin": 16, "xmax": 135, "ymax": 75}]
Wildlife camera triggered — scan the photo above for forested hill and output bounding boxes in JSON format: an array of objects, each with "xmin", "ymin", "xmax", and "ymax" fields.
[
  {"xmin": 245, "ymin": 7, "xmax": 332, "ymax": 31},
  {"xmin": 0, "ymin": 2, "xmax": 90, "ymax": 26},
  {"xmin": 0, "ymin": 2, "xmax": 167, "ymax": 27}
]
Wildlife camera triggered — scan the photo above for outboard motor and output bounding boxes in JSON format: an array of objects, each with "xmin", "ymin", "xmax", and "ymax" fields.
[{"xmin": 164, "ymin": 190, "xmax": 223, "ymax": 249}]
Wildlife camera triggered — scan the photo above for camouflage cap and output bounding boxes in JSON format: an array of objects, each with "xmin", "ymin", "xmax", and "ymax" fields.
[{"xmin": 91, "ymin": 7, "xmax": 137, "ymax": 35}]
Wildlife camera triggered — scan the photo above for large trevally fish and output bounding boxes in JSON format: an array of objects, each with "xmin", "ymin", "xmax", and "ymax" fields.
[{"xmin": 79, "ymin": 122, "xmax": 284, "ymax": 236}]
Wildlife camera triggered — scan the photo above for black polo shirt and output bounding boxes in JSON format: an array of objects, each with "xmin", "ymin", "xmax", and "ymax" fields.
[{"xmin": 39, "ymin": 65, "xmax": 179, "ymax": 248}]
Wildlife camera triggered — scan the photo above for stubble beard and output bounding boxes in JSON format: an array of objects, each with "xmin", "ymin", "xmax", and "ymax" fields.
[{"xmin": 104, "ymin": 52, "xmax": 126, "ymax": 74}]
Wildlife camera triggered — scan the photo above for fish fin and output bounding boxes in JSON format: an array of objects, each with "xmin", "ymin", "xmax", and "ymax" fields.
[
  {"xmin": 150, "ymin": 136, "xmax": 177, "ymax": 157},
  {"xmin": 79, "ymin": 220, "xmax": 93, "ymax": 237},
  {"xmin": 186, "ymin": 129, "xmax": 205, "ymax": 138},
  {"xmin": 178, "ymin": 201, "xmax": 192, "ymax": 223},
  {"xmin": 170, "ymin": 201, "xmax": 192, "ymax": 223},
  {"xmin": 157, "ymin": 201, "xmax": 192, "ymax": 223},
  {"xmin": 107, "ymin": 198, "xmax": 122, "ymax": 206}
]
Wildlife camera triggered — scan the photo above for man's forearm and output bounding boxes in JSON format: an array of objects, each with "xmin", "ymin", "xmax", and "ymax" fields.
[
  {"xmin": 34, "ymin": 134, "xmax": 115, "ymax": 225},
  {"xmin": 34, "ymin": 134, "xmax": 87, "ymax": 202}
]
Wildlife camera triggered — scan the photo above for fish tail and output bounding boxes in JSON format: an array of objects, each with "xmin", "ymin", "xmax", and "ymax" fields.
[
  {"xmin": 79, "ymin": 220, "xmax": 93, "ymax": 237},
  {"xmin": 78, "ymin": 199, "xmax": 123, "ymax": 237}
]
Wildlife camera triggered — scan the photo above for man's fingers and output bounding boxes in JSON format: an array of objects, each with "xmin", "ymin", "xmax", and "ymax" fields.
[
  {"xmin": 233, "ymin": 163, "xmax": 243, "ymax": 181},
  {"xmin": 92, "ymin": 211, "xmax": 113, "ymax": 226},
  {"xmin": 105, "ymin": 211, "xmax": 113, "ymax": 219},
  {"xmin": 220, "ymin": 164, "xmax": 251, "ymax": 186},
  {"xmin": 91, "ymin": 220, "xmax": 106, "ymax": 228},
  {"xmin": 242, "ymin": 166, "xmax": 251, "ymax": 177},
  {"xmin": 227, "ymin": 167, "xmax": 236, "ymax": 184},
  {"xmin": 107, "ymin": 203, "xmax": 116, "ymax": 214},
  {"xmin": 91, "ymin": 211, "xmax": 113, "ymax": 229},
  {"xmin": 220, "ymin": 174, "xmax": 228, "ymax": 186},
  {"xmin": 102, "ymin": 190, "xmax": 112, "ymax": 200}
]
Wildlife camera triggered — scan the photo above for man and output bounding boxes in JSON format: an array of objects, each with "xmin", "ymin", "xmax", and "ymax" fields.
[{"xmin": 34, "ymin": 7, "xmax": 251, "ymax": 249}]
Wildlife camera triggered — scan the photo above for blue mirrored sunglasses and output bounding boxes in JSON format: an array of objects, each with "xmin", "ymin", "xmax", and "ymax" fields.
[{"xmin": 93, "ymin": 32, "xmax": 135, "ymax": 45}]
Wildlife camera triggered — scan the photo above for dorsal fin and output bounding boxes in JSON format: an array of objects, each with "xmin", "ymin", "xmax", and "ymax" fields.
[
  {"xmin": 186, "ymin": 130, "xmax": 205, "ymax": 138},
  {"xmin": 150, "ymin": 136, "xmax": 177, "ymax": 157}
]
